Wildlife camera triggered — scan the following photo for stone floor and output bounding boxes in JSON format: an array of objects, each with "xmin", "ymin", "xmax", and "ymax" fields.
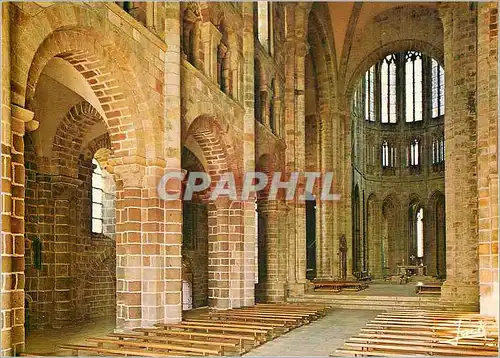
[
  {"xmin": 25, "ymin": 316, "xmax": 116, "ymax": 355},
  {"xmin": 245, "ymin": 309, "xmax": 381, "ymax": 356}
]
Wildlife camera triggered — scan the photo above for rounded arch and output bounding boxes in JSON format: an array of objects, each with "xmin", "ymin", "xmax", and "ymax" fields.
[
  {"xmin": 381, "ymin": 194, "xmax": 404, "ymax": 274},
  {"xmin": 51, "ymin": 102, "xmax": 106, "ymax": 177},
  {"xmin": 427, "ymin": 190, "xmax": 446, "ymax": 278},
  {"xmin": 343, "ymin": 4, "xmax": 443, "ymax": 98},
  {"xmin": 346, "ymin": 40, "xmax": 444, "ymax": 101},
  {"xmin": 14, "ymin": 4, "xmax": 163, "ymax": 160},
  {"xmin": 366, "ymin": 193, "xmax": 381, "ymax": 277},
  {"xmin": 185, "ymin": 115, "xmax": 239, "ymax": 182}
]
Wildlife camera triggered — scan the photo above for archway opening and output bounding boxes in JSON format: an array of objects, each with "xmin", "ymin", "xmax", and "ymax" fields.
[
  {"xmin": 181, "ymin": 147, "xmax": 209, "ymax": 310},
  {"xmin": 306, "ymin": 192, "xmax": 317, "ymax": 280}
]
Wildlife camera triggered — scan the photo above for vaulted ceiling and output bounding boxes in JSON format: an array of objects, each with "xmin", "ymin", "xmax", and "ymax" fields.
[{"xmin": 328, "ymin": 2, "xmax": 438, "ymax": 68}]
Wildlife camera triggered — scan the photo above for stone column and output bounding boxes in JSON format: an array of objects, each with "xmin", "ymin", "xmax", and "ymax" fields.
[
  {"xmin": 477, "ymin": 2, "xmax": 498, "ymax": 320},
  {"xmin": 1, "ymin": 7, "xmax": 39, "ymax": 344},
  {"xmin": 1, "ymin": 11, "xmax": 15, "ymax": 350},
  {"xmin": 163, "ymin": 2, "xmax": 183, "ymax": 324},
  {"xmin": 200, "ymin": 22, "xmax": 222, "ymax": 82},
  {"xmin": 439, "ymin": 3, "xmax": 479, "ymax": 306},
  {"xmin": 241, "ymin": 1, "xmax": 256, "ymax": 307},
  {"xmin": 293, "ymin": 38, "xmax": 309, "ymax": 288},
  {"xmin": 257, "ymin": 200, "xmax": 285, "ymax": 302},
  {"xmin": 51, "ymin": 177, "xmax": 81, "ymax": 328}
]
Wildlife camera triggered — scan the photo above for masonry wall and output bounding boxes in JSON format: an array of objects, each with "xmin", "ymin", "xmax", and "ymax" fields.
[
  {"xmin": 477, "ymin": 2, "xmax": 499, "ymax": 320},
  {"xmin": 24, "ymin": 131, "xmax": 116, "ymax": 330}
]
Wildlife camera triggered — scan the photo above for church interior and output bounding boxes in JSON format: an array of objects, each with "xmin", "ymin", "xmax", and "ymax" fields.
[{"xmin": 1, "ymin": 1, "xmax": 498, "ymax": 356}]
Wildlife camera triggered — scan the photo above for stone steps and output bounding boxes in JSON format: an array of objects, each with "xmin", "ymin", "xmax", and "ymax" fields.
[{"xmin": 287, "ymin": 294, "xmax": 478, "ymax": 312}]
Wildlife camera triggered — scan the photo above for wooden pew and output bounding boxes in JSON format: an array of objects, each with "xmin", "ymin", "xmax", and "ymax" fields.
[
  {"xmin": 415, "ymin": 283, "xmax": 442, "ymax": 294},
  {"xmin": 361, "ymin": 327, "xmax": 499, "ymax": 341},
  {"xmin": 342, "ymin": 341, "xmax": 498, "ymax": 356},
  {"xmin": 335, "ymin": 310, "xmax": 498, "ymax": 357},
  {"xmin": 108, "ymin": 333, "xmax": 242, "ymax": 355},
  {"xmin": 167, "ymin": 320, "xmax": 278, "ymax": 338},
  {"xmin": 86, "ymin": 337, "xmax": 220, "ymax": 356},
  {"xmin": 209, "ymin": 311, "xmax": 306, "ymax": 325},
  {"xmin": 185, "ymin": 318, "xmax": 287, "ymax": 335},
  {"xmin": 313, "ymin": 280, "xmax": 368, "ymax": 292},
  {"xmin": 154, "ymin": 323, "xmax": 270, "ymax": 342},
  {"xmin": 348, "ymin": 336, "xmax": 498, "ymax": 352},
  {"xmin": 357, "ymin": 332, "xmax": 498, "ymax": 347},
  {"xmin": 134, "ymin": 327, "xmax": 259, "ymax": 348},
  {"xmin": 58, "ymin": 343, "xmax": 176, "ymax": 357},
  {"xmin": 233, "ymin": 308, "xmax": 319, "ymax": 321},
  {"xmin": 368, "ymin": 320, "xmax": 499, "ymax": 331},
  {"xmin": 206, "ymin": 312, "xmax": 300, "ymax": 328}
]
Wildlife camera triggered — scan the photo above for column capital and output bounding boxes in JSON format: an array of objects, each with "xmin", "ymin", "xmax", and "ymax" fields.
[
  {"xmin": 11, "ymin": 103, "xmax": 39, "ymax": 132},
  {"xmin": 295, "ymin": 40, "xmax": 310, "ymax": 58}
]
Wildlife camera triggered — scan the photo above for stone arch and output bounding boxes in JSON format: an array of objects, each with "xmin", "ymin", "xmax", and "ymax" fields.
[
  {"xmin": 185, "ymin": 114, "xmax": 239, "ymax": 184},
  {"xmin": 408, "ymin": 193, "xmax": 425, "ymax": 265},
  {"xmin": 366, "ymin": 193, "xmax": 382, "ymax": 277},
  {"xmin": 346, "ymin": 40, "xmax": 444, "ymax": 102},
  {"xmin": 184, "ymin": 115, "xmax": 245, "ymax": 310},
  {"xmin": 427, "ymin": 190, "xmax": 446, "ymax": 278},
  {"xmin": 343, "ymin": 4, "xmax": 443, "ymax": 99},
  {"xmin": 51, "ymin": 102, "xmax": 105, "ymax": 178},
  {"xmin": 382, "ymin": 194, "xmax": 403, "ymax": 273},
  {"xmin": 15, "ymin": 7, "xmax": 162, "ymax": 160},
  {"xmin": 84, "ymin": 134, "xmax": 113, "ymax": 163}
]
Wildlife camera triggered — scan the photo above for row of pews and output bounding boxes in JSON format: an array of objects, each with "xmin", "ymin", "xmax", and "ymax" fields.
[
  {"xmin": 313, "ymin": 280, "xmax": 369, "ymax": 292},
  {"xmin": 334, "ymin": 310, "xmax": 499, "ymax": 356},
  {"xmin": 58, "ymin": 303, "xmax": 331, "ymax": 356}
]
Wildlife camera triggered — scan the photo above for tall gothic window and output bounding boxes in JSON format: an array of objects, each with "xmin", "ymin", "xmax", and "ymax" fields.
[
  {"xmin": 405, "ymin": 51, "xmax": 423, "ymax": 122},
  {"xmin": 380, "ymin": 55, "xmax": 397, "ymax": 123},
  {"xmin": 382, "ymin": 140, "xmax": 396, "ymax": 168},
  {"xmin": 382, "ymin": 141, "xmax": 389, "ymax": 167},
  {"xmin": 257, "ymin": 2, "xmax": 273, "ymax": 55},
  {"xmin": 431, "ymin": 58, "xmax": 445, "ymax": 118},
  {"xmin": 358, "ymin": 51, "xmax": 443, "ymax": 124},
  {"xmin": 432, "ymin": 136, "xmax": 445, "ymax": 164},
  {"xmin": 364, "ymin": 65, "xmax": 375, "ymax": 122},
  {"xmin": 92, "ymin": 158, "xmax": 104, "ymax": 234},
  {"xmin": 409, "ymin": 138, "xmax": 420, "ymax": 166},
  {"xmin": 416, "ymin": 208, "xmax": 424, "ymax": 258}
]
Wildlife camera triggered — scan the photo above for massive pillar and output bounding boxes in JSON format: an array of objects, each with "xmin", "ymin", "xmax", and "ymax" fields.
[
  {"xmin": 477, "ymin": 2, "xmax": 498, "ymax": 320},
  {"xmin": 439, "ymin": 3, "xmax": 479, "ymax": 307},
  {"xmin": 241, "ymin": 1, "xmax": 257, "ymax": 307}
]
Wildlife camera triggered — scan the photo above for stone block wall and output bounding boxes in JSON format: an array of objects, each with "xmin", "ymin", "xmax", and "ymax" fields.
[{"xmin": 477, "ymin": 2, "xmax": 498, "ymax": 320}]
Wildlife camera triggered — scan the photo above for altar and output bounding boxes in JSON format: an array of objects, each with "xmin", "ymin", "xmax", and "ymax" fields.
[{"xmin": 398, "ymin": 265, "xmax": 427, "ymax": 276}]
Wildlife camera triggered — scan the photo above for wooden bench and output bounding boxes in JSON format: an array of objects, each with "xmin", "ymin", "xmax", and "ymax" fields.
[
  {"xmin": 108, "ymin": 333, "xmax": 242, "ymax": 355},
  {"xmin": 86, "ymin": 337, "xmax": 220, "ymax": 356},
  {"xmin": 206, "ymin": 312, "xmax": 300, "ymax": 328},
  {"xmin": 354, "ymin": 270, "xmax": 372, "ymax": 282},
  {"xmin": 348, "ymin": 336, "xmax": 499, "ymax": 352},
  {"xmin": 369, "ymin": 320, "xmax": 499, "ymax": 331},
  {"xmin": 209, "ymin": 311, "xmax": 306, "ymax": 324},
  {"xmin": 335, "ymin": 310, "xmax": 498, "ymax": 357},
  {"xmin": 415, "ymin": 283, "xmax": 441, "ymax": 294},
  {"xmin": 186, "ymin": 318, "xmax": 287, "ymax": 334},
  {"xmin": 154, "ymin": 323, "xmax": 270, "ymax": 342},
  {"xmin": 342, "ymin": 341, "xmax": 498, "ymax": 356},
  {"xmin": 235, "ymin": 308, "xmax": 319, "ymax": 320},
  {"xmin": 313, "ymin": 280, "xmax": 368, "ymax": 292},
  {"xmin": 58, "ymin": 343, "xmax": 176, "ymax": 357},
  {"xmin": 169, "ymin": 320, "xmax": 278, "ymax": 338},
  {"xmin": 357, "ymin": 332, "xmax": 499, "ymax": 347},
  {"xmin": 134, "ymin": 327, "xmax": 259, "ymax": 348},
  {"xmin": 361, "ymin": 327, "xmax": 499, "ymax": 341}
]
